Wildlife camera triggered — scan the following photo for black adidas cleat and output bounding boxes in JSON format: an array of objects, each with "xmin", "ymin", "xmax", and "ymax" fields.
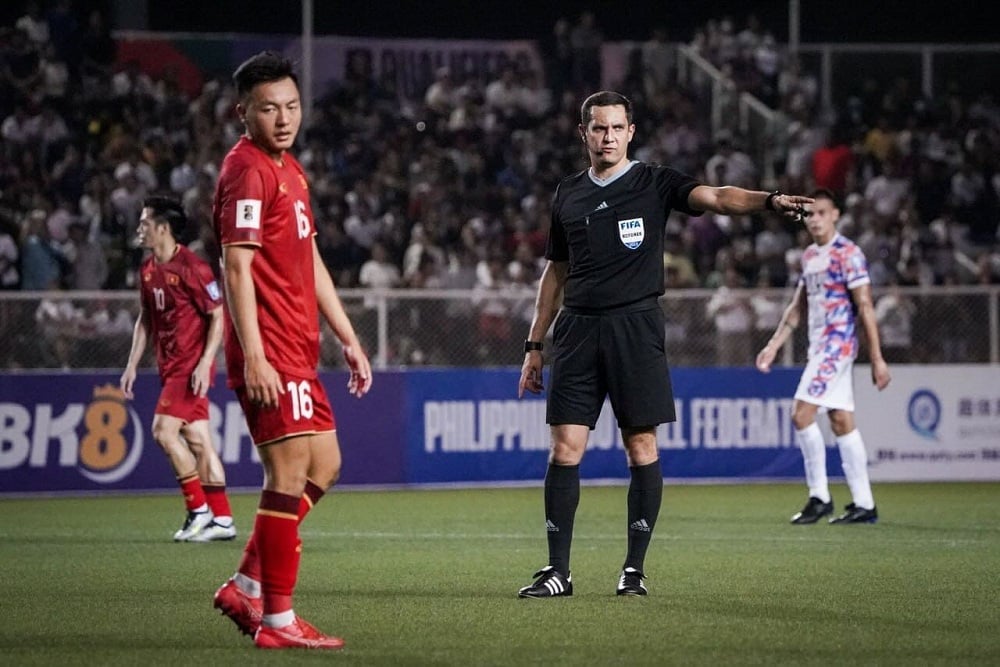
[
  {"xmin": 790, "ymin": 496, "xmax": 834, "ymax": 524},
  {"xmin": 829, "ymin": 503, "xmax": 878, "ymax": 524},
  {"xmin": 518, "ymin": 566, "xmax": 572, "ymax": 598},
  {"xmin": 616, "ymin": 567, "xmax": 647, "ymax": 596}
]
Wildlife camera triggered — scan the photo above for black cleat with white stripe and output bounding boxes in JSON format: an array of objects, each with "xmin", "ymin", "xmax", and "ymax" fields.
[
  {"xmin": 616, "ymin": 567, "xmax": 647, "ymax": 596},
  {"xmin": 829, "ymin": 503, "xmax": 878, "ymax": 524},
  {"xmin": 518, "ymin": 565, "xmax": 573, "ymax": 598},
  {"xmin": 790, "ymin": 496, "xmax": 834, "ymax": 524}
]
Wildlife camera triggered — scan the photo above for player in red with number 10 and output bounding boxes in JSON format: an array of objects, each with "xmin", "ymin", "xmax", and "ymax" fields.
[
  {"xmin": 210, "ymin": 50, "xmax": 372, "ymax": 650},
  {"xmin": 121, "ymin": 195, "xmax": 236, "ymax": 543}
]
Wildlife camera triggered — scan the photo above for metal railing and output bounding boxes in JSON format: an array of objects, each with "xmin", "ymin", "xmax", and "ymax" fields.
[
  {"xmin": 795, "ymin": 42, "xmax": 1000, "ymax": 114},
  {"xmin": 1, "ymin": 286, "xmax": 996, "ymax": 371},
  {"xmin": 674, "ymin": 41, "xmax": 1000, "ymax": 191},
  {"xmin": 676, "ymin": 44, "xmax": 782, "ymax": 188}
]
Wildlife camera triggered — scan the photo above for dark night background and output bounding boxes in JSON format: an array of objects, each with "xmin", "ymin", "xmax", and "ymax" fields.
[{"xmin": 4, "ymin": 1, "xmax": 1000, "ymax": 43}]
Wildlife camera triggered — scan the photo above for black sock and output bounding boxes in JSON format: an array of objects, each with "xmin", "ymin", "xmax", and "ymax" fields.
[
  {"xmin": 624, "ymin": 460, "xmax": 663, "ymax": 572},
  {"xmin": 544, "ymin": 462, "xmax": 580, "ymax": 576}
]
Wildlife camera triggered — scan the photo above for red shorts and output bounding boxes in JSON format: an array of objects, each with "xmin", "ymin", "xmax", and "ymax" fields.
[
  {"xmin": 236, "ymin": 372, "xmax": 336, "ymax": 446},
  {"xmin": 156, "ymin": 377, "xmax": 209, "ymax": 423}
]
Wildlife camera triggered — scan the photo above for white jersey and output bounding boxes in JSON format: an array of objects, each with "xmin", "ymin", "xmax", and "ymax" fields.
[
  {"xmin": 795, "ymin": 234, "xmax": 870, "ymax": 410},
  {"xmin": 800, "ymin": 233, "xmax": 870, "ymax": 358}
]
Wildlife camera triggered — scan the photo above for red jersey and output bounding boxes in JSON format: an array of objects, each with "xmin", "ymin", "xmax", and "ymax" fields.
[
  {"xmin": 139, "ymin": 245, "xmax": 222, "ymax": 380},
  {"xmin": 212, "ymin": 136, "xmax": 319, "ymax": 388}
]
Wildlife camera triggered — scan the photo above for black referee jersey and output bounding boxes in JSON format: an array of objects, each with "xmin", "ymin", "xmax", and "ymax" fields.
[{"xmin": 546, "ymin": 161, "xmax": 701, "ymax": 311}]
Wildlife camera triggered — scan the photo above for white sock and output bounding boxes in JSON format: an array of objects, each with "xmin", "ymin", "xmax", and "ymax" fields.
[
  {"xmin": 214, "ymin": 515, "xmax": 234, "ymax": 528},
  {"xmin": 263, "ymin": 609, "xmax": 295, "ymax": 628},
  {"xmin": 796, "ymin": 423, "xmax": 830, "ymax": 503},
  {"xmin": 837, "ymin": 429, "xmax": 875, "ymax": 509},
  {"xmin": 192, "ymin": 503, "xmax": 209, "ymax": 513},
  {"xmin": 233, "ymin": 572, "xmax": 261, "ymax": 598}
]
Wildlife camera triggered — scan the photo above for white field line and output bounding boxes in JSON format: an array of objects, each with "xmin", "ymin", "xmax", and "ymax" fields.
[{"xmin": 301, "ymin": 530, "xmax": 990, "ymax": 547}]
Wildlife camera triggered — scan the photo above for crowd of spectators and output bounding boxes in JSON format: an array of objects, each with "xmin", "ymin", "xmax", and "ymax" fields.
[
  {"xmin": 679, "ymin": 12, "xmax": 1000, "ymax": 289},
  {"xmin": 1, "ymin": 5, "xmax": 998, "ymax": 330}
]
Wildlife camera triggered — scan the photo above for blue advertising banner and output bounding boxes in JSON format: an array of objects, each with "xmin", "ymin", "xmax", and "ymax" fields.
[
  {"xmin": 405, "ymin": 367, "xmax": 827, "ymax": 484},
  {"xmin": 2, "ymin": 368, "xmax": 838, "ymax": 495},
  {"xmin": 0, "ymin": 371, "xmax": 405, "ymax": 494}
]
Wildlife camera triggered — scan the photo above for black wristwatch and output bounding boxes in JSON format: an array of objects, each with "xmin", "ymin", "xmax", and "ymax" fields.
[
  {"xmin": 765, "ymin": 190, "xmax": 781, "ymax": 211},
  {"xmin": 524, "ymin": 340, "xmax": 544, "ymax": 353}
]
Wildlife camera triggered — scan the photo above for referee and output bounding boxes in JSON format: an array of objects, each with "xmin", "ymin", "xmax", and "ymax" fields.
[{"xmin": 517, "ymin": 90, "xmax": 812, "ymax": 598}]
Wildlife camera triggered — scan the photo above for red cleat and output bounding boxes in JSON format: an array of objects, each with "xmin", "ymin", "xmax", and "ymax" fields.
[
  {"xmin": 213, "ymin": 579, "xmax": 263, "ymax": 636},
  {"xmin": 254, "ymin": 616, "xmax": 346, "ymax": 650}
]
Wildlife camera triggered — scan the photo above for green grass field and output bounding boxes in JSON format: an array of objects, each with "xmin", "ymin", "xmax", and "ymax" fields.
[{"xmin": 1, "ymin": 482, "xmax": 998, "ymax": 666}]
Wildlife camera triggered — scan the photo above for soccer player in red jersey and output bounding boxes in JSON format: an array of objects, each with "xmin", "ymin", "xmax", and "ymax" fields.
[
  {"xmin": 210, "ymin": 51, "xmax": 372, "ymax": 650},
  {"xmin": 121, "ymin": 195, "xmax": 236, "ymax": 542}
]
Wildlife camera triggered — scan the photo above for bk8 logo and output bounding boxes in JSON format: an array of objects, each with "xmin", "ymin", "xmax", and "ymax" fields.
[{"xmin": 0, "ymin": 383, "xmax": 144, "ymax": 485}]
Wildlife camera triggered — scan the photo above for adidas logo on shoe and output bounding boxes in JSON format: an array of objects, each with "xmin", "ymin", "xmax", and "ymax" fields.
[
  {"xmin": 518, "ymin": 565, "xmax": 573, "ymax": 598},
  {"xmin": 617, "ymin": 567, "xmax": 648, "ymax": 596}
]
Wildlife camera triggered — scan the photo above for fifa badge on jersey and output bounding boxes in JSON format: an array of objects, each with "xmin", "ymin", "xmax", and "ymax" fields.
[
  {"xmin": 205, "ymin": 281, "xmax": 221, "ymax": 301},
  {"xmin": 618, "ymin": 217, "xmax": 645, "ymax": 250},
  {"xmin": 236, "ymin": 199, "xmax": 262, "ymax": 229}
]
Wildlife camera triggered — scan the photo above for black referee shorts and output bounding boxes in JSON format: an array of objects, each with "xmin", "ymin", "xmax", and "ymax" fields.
[{"xmin": 546, "ymin": 302, "xmax": 676, "ymax": 429}]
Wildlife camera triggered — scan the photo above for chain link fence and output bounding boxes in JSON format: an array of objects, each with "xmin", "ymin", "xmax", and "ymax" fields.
[{"xmin": 1, "ymin": 286, "xmax": 997, "ymax": 371}]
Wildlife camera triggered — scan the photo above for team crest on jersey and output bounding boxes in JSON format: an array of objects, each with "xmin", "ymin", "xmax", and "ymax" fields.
[
  {"xmin": 279, "ymin": 182, "xmax": 289, "ymax": 194},
  {"xmin": 142, "ymin": 271, "xmax": 152, "ymax": 282},
  {"xmin": 236, "ymin": 199, "xmax": 262, "ymax": 229},
  {"xmin": 166, "ymin": 273, "xmax": 179, "ymax": 285},
  {"xmin": 618, "ymin": 217, "xmax": 644, "ymax": 249},
  {"xmin": 205, "ymin": 281, "xmax": 221, "ymax": 301}
]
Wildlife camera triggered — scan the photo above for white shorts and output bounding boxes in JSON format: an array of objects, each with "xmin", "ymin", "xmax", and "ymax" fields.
[{"xmin": 794, "ymin": 349, "xmax": 856, "ymax": 412}]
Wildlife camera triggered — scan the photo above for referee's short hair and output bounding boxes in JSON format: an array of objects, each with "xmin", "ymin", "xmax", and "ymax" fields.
[
  {"xmin": 580, "ymin": 91, "xmax": 633, "ymax": 126},
  {"xmin": 143, "ymin": 195, "xmax": 187, "ymax": 240}
]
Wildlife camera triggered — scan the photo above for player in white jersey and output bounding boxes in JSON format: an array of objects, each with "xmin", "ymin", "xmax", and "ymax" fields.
[{"xmin": 756, "ymin": 189, "xmax": 891, "ymax": 524}]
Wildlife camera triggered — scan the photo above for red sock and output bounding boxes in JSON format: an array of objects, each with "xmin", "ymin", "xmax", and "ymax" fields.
[
  {"xmin": 237, "ymin": 479, "xmax": 325, "ymax": 587},
  {"xmin": 178, "ymin": 473, "xmax": 207, "ymax": 511},
  {"xmin": 298, "ymin": 479, "xmax": 326, "ymax": 520},
  {"xmin": 203, "ymin": 484, "xmax": 232, "ymax": 518},
  {"xmin": 237, "ymin": 530, "xmax": 261, "ymax": 583},
  {"xmin": 256, "ymin": 490, "xmax": 301, "ymax": 615}
]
